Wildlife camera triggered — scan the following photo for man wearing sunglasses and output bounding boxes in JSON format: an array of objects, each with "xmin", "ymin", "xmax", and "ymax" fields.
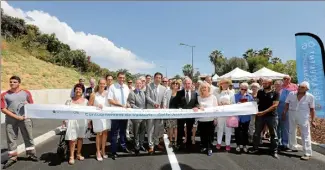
[
  {"xmin": 282, "ymin": 75, "xmax": 298, "ymax": 91},
  {"xmin": 282, "ymin": 81, "xmax": 316, "ymax": 160},
  {"xmin": 1, "ymin": 76, "xmax": 38, "ymax": 169}
]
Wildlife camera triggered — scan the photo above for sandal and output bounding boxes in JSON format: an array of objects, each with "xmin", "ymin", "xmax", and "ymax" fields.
[
  {"xmin": 76, "ymin": 155, "xmax": 85, "ymax": 161},
  {"xmin": 68, "ymin": 157, "xmax": 75, "ymax": 165}
]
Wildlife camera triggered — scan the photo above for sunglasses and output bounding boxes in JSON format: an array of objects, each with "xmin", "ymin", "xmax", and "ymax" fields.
[
  {"xmin": 162, "ymin": 81, "xmax": 168, "ymax": 83},
  {"xmin": 241, "ymin": 89, "xmax": 247, "ymax": 91},
  {"xmin": 128, "ymin": 82, "xmax": 132, "ymax": 84},
  {"xmin": 283, "ymin": 78, "xmax": 289, "ymax": 80}
]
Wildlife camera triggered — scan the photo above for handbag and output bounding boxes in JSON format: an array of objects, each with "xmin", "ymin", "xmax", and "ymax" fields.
[{"xmin": 226, "ymin": 116, "xmax": 239, "ymax": 128}]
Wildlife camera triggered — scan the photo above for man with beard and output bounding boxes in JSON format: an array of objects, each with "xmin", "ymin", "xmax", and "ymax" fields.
[{"xmin": 250, "ymin": 78, "xmax": 280, "ymax": 159}]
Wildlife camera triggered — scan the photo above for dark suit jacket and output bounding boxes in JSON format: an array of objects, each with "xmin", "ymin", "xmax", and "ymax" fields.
[
  {"xmin": 171, "ymin": 89, "xmax": 199, "ymax": 109},
  {"xmin": 85, "ymin": 87, "xmax": 93, "ymax": 100}
]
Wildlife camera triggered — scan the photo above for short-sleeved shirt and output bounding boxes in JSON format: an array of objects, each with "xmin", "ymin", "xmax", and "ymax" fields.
[
  {"xmin": 107, "ymin": 83, "xmax": 129, "ymax": 108},
  {"xmin": 1, "ymin": 90, "xmax": 34, "ymax": 116},
  {"xmin": 285, "ymin": 91, "xmax": 315, "ymax": 120},
  {"xmin": 257, "ymin": 89, "xmax": 279, "ymax": 117}
]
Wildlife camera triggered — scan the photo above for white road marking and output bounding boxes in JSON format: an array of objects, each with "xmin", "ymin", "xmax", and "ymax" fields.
[{"xmin": 163, "ymin": 134, "xmax": 181, "ymax": 170}]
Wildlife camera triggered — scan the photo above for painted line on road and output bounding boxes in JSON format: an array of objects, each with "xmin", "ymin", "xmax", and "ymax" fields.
[
  {"xmin": 163, "ymin": 134, "xmax": 181, "ymax": 170},
  {"xmin": 1, "ymin": 126, "xmax": 62, "ymax": 163}
]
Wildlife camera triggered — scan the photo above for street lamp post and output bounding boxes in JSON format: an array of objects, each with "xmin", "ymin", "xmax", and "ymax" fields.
[{"xmin": 180, "ymin": 43, "xmax": 195, "ymax": 78}]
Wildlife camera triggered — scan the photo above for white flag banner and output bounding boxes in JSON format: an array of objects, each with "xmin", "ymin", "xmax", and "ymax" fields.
[{"xmin": 24, "ymin": 102, "xmax": 258, "ymax": 120}]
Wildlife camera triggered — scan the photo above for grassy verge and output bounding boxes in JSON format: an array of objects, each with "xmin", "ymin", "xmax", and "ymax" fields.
[{"xmin": 1, "ymin": 40, "xmax": 94, "ymax": 90}]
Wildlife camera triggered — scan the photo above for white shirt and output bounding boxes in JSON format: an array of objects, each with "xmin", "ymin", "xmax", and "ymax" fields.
[
  {"xmin": 216, "ymin": 90, "xmax": 235, "ymax": 105},
  {"xmin": 107, "ymin": 83, "xmax": 130, "ymax": 108},
  {"xmin": 197, "ymin": 95, "xmax": 218, "ymax": 122},
  {"xmin": 210, "ymin": 85, "xmax": 217, "ymax": 96},
  {"xmin": 285, "ymin": 91, "xmax": 315, "ymax": 120}
]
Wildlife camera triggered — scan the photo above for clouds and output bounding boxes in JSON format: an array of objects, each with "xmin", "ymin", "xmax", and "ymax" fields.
[{"xmin": 1, "ymin": 1, "xmax": 155, "ymax": 73}]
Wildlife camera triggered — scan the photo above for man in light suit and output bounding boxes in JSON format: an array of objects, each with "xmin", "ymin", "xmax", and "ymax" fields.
[
  {"xmin": 146, "ymin": 72, "xmax": 167, "ymax": 154},
  {"xmin": 127, "ymin": 79, "xmax": 147, "ymax": 155}
]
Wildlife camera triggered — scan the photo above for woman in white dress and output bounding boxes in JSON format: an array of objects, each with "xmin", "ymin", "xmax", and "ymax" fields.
[
  {"xmin": 216, "ymin": 79, "xmax": 235, "ymax": 152},
  {"xmin": 64, "ymin": 83, "xmax": 89, "ymax": 165},
  {"xmin": 194, "ymin": 82, "xmax": 218, "ymax": 156},
  {"xmin": 88, "ymin": 78, "xmax": 111, "ymax": 161}
]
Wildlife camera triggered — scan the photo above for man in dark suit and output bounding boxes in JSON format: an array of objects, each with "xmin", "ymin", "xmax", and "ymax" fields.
[{"xmin": 171, "ymin": 77, "xmax": 199, "ymax": 152}]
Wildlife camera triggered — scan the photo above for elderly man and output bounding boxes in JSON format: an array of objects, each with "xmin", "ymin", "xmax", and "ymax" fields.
[
  {"xmin": 282, "ymin": 81, "xmax": 316, "ymax": 160},
  {"xmin": 127, "ymin": 79, "xmax": 147, "ymax": 155},
  {"xmin": 162, "ymin": 77, "xmax": 169, "ymax": 89},
  {"xmin": 85, "ymin": 78, "xmax": 96, "ymax": 100},
  {"xmin": 146, "ymin": 72, "xmax": 167, "ymax": 154},
  {"xmin": 282, "ymin": 75, "xmax": 298, "ymax": 91}
]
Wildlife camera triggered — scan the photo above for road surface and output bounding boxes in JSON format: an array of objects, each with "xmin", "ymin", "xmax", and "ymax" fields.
[{"xmin": 2, "ymin": 134, "xmax": 325, "ymax": 170}]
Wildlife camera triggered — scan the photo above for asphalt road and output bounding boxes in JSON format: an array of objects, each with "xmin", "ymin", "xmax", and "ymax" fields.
[{"xmin": 2, "ymin": 134, "xmax": 325, "ymax": 170}]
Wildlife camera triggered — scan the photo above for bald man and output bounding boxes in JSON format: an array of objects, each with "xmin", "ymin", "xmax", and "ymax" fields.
[{"xmin": 250, "ymin": 78, "xmax": 280, "ymax": 159}]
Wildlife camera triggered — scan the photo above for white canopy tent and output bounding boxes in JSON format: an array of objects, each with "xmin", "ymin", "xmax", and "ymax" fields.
[
  {"xmin": 212, "ymin": 74, "xmax": 219, "ymax": 82},
  {"xmin": 253, "ymin": 67, "xmax": 288, "ymax": 80},
  {"xmin": 218, "ymin": 67, "xmax": 256, "ymax": 81}
]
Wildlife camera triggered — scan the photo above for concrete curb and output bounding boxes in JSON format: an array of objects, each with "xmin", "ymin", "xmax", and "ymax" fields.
[
  {"xmin": 297, "ymin": 136, "xmax": 325, "ymax": 156},
  {"xmin": 1, "ymin": 126, "xmax": 62, "ymax": 163}
]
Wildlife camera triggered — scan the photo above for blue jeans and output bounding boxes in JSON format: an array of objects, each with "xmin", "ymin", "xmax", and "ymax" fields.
[
  {"xmin": 110, "ymin": 120, "xmax": 128, "ymax": 153},
  {"xmin": 277, "ymin": 112, "xmax": 289, "ymax": 147}
]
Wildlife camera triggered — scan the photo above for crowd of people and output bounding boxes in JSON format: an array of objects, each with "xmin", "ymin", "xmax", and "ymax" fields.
[{"xmin": 0, "ymin": 72, "xmax": 317, "ymax": 168}]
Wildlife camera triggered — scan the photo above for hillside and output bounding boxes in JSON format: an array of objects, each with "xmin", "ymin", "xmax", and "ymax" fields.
[{"xmin": 1, "ymin": 41, "xmax": 89, "ymax": 90}]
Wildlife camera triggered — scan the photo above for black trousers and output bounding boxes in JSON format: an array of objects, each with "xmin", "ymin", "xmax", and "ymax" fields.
[
  {"xmin": 198, "ymin": 121, "xmax": 214, "ymax": 150},
  {"xmin": 235, "ymin": 121, "xmax": 250, "ymax": 146},
  {"xmin": 253, "ymin": 116, "xmax": 278, "ymax": 153},
  {"xmin": 177, "ymin": 118, "xmax": 194, "ymax": 147}
]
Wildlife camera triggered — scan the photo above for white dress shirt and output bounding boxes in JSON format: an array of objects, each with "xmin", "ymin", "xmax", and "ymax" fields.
[{"xmin": 107, "ymin": 83, "xmax": 130, "ymax": 108}]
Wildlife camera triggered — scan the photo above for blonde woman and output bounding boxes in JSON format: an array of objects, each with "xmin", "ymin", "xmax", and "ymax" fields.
[
  {"xmin": 194, "ymin": 82, "xmax": 218, "ymax": 156},
  {"xmin": 165, "ymin": 80, "xmax": 180, "ymax": 147},
  {"xmin": 64, "ymin": 83, "xmax": 89, "ymax": 165},
  {"xmin": 216, "ymin": 79, "xmax": 235, "ymax": 152},
  {"xmin": 88, "ymin": 78, "xmax": 110, "ymax": 161}
]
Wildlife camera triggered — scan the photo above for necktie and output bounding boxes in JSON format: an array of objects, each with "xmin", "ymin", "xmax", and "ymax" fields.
[
  {"xmin": 120, "ymin": 85, "xmax": 125, "ymax": 105},
  {"xmin": 155, "ymin": 85, "xmax": 159, "ymax": 102},
  {"xmin": 186, "ymin": 90, "xmax": 190, "ymax": 104}
]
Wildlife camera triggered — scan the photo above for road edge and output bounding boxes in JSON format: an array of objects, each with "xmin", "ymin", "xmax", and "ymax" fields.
[
  {"xmin": 297, "ymin": 136, "xmax": 325, "ymax": 156},
  {"xmin": 1, "ymin": 126, "xmax": 62, "ymax": 163}
]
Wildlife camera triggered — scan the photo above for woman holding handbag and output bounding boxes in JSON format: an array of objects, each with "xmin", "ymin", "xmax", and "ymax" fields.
[
  {"xmin": 215, "ymin": 79, "xmax": 236, "ymax": 152},
  {"xmin": 234, "ymin": 82, "xmax": 254, "ymax": 153}
]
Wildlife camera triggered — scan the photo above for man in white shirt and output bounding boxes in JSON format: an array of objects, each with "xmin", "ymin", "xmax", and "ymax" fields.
[
  {"xmin": 282, "ymin": 81, "xmax": 316, "ymax": 160},
  {"xmin": 107, "ymin": 72, "xmax": 131, "ymax": 160}
]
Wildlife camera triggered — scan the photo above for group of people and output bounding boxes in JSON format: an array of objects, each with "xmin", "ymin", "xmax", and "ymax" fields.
[{"xmin": 0, "ymin": 72, "xmax": 317, "ymax": 168}]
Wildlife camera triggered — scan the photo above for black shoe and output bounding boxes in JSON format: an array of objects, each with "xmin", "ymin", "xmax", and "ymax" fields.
[
  {"xmin": 249, "ymin": 148, "xmax": 259, "ymax": 154},
  {"xmin": 28, "ymin": 154, "xmax": 39, "ymax": 162},
  {"xmin": 135, "ymin": 149, "xmax": 140, "ymax": 156},
  {"xmin": 111, "ymin": 153, "xmax": 118, "ymax": 160},
  {"xmin": 122, "ymin": 147, "xmax": 131, "ymax": 153},
  {"xmin": 3, "ymin": 158, "xmax": 17, "ymax": 169},
  {"xmin": 272, "ymin": 153, "xmax": 279, "ymax": 159}
]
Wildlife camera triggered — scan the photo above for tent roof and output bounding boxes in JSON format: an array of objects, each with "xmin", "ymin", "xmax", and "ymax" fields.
[
  {"xmin": 218, "ymin": 67, "xmax": 255, "ymax": 81},
  {"xmin": 253, "ymin": 67, "xmax": 287, "ymax": 79},
  {"xmin": 212, "ymin": 74, "xmax": 219, "ymax": 82}
]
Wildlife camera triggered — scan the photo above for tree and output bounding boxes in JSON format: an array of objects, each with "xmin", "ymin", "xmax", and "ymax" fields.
[
  {"xmin": 182, "ymin": 64, "xmax": 193, "ymax": 78},
  {"xmin": 223, "ymin": 57, "xmax": 248, "ymax": 74},
  {"xmin": 258, "ymin": 47, "xmax": 273, "ymax": 60},
  {"xmin": 209, "ymin": 50, "xmax": 226, "ymax": 75},
  {"xmin": 283, "ymin": 60, "xmax": 297, "ymax": 83},
  {"xmin": 193, "ymin": 71, "xmax": 200, "ymax": 83},
  {"xmin": 172, "ymin": 74, "xmax": 182, "ymax": 80},
  {"xmin": 116, "ymin": 69, "xmax": 134, "ymax": 81},
  {"xmin": 243, "ymin": 49, "xmax": 257, "ymax": 60},
  {"xmin": 271, "ymin": 57, "xmax": 282, "ymax": 64},
  {"xmin": 246, "ymin": 55, "xmax": 269, "ymax": 72}
]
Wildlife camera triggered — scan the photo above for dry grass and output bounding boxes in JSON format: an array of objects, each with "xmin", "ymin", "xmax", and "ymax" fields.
[{"xmin": 1, "ymin": 40, "xmax": 92, "ymax": 90}]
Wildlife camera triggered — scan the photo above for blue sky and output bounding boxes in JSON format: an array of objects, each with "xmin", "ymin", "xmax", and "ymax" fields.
[{"xmin": 6, "ymin": 1, "xmax": 325, "ymax": 77}]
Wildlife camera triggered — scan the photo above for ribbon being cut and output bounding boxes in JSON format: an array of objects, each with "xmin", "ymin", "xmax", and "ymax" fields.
[{"xmin": 24, "ymin": 102, "xmax": 258, "ymax": 120}]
